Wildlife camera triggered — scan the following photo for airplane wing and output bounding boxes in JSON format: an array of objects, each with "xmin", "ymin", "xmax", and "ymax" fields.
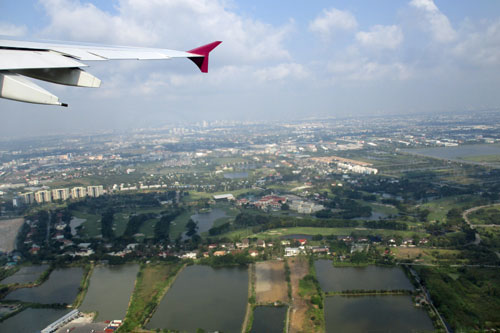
[{"xmin": 0, "ymin": 37, "xmax": 221, "ymax": 107}]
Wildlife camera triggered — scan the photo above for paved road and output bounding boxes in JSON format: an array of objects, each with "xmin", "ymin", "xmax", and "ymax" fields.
[{"xmin": 462, "ymin": 203, "xmax": 500, "ymax": 246}]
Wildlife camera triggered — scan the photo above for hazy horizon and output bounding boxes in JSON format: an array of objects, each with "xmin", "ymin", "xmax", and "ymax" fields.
[{"xmin": 1, "ymin": 0, "xmax": 500, "ymax": 138}]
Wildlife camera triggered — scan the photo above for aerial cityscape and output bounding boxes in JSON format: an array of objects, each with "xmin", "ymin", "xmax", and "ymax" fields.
[
  {"xmin": 0, "ymin": 110, "xmax": 500, "ymax": 332},
  {"xmin": 1, "ymin": 0, "xmax": 500, "ymax": 332}
]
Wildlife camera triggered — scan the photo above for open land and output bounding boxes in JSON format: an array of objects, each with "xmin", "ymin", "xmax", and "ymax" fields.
[
  {"xmin": 0, "ymin": 218, "xmax": 24, "ymax": 253},
  {"xmin": 288, "ymin": 257, "xmax": 310, "ymax": 333},
  {"xmin": 255, "ymin": 261, "xmax": 288, "ymax": 304}
]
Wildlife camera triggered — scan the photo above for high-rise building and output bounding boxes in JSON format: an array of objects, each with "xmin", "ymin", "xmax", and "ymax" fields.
[
  {"xmin": 20, "ymin": 192, "xmax": 35, "ymax": 205},
  {"xmin": 71, "ymin": 187, "xmax": 87, "ymax": 199},
  {"xmin": 87, "ymin": 185, "xmax": 104, "ymax": 198},
  {"xmin": 35, "ymin": 190, "xmax": 52, "ymax": 203},
  {"xmin": 52, "ymin": 188, "xmax": 70, "ymax": 201}
]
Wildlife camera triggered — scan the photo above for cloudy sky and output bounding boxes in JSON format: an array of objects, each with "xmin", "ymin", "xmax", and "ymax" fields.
[{"xmin": 1, "ymin": 0, "xmax": 500, "ymax": 138}]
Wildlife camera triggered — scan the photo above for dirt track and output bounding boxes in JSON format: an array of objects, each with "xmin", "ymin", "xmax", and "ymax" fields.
[
  {"xmin": 0, "ymin": 218, "xmax": 24, "ymax": 253},
  {"xmin": 288, "ymin": 257, "xmax": 309, "ymax": 333},
  {"xmin": 255, "ymin": 261, "xmax": 288, "ymax": 303}
]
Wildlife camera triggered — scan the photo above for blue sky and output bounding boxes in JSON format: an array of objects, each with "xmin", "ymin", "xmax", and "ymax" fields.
[{"xmin": 1, "ymin": 0, "xmax": 500, "ymax": 138}]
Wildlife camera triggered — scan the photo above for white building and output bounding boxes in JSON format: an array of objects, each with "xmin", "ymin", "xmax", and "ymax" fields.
[
  {"xmin": 87, "ymin": 185, "xmax": 104, "ymax": 198},
  {"xmin": 51, "ymin": 188, "xmax": 70, "ymax": 201},
  {"xmin": 35, "ymin": 190, "xmax": 51, "ymax": 203},
  {"xmin": 71, "ymin": 187, "xmax": 87, "ymax": 199},
  {"xmin": 285, "ymin": 247, "xmax": 301, "ymax": 257}
]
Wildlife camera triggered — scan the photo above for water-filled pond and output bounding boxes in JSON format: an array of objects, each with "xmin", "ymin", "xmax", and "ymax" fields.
[
  {"xmin": 314, "ymin": 260, "xmax": 414, "ymax": 291},
  {"xmin": 251, "ymin": 306, "xmax": 287, "ymax": 333},
  {"xmin": 5, "ymin": 267, "xmax": 83, "ymax": 304},
  {"xmin": 0, "ymin": 265, "xmax": 49, "ymax": 285},
  {"xmin": 80, "ymin": 264, "xmax": 139, "ymax": 321},
  {"xmin": 403, "ymin": 144, "xmax": 500, "ymax": 161},
  {"xmin": 223, "ymin": 172, "xmax": 249, "ymax": 179},
  {"xmin": 0, "ymin": 308, "xmax": 70, "ymax": 332},
  {"xmin": 324, "ymin": 295, "xmax": 434, "ymax": 332},
  {"xmin": 190, "ymin": 208, "xmax": 228, "ymax": 234},
  {"xmin": 146, "ymin": 265, "xmax": 248, "ymax": 332},
  {"xmin": 280, "ymin": 234, "xmax": 313, "ymax": 240},
  {"xmin": 70, "ymin": 217, "xmax": 86, "ymax": 236}
]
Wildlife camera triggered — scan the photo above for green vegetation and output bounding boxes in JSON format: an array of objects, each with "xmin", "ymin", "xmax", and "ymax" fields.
[
  {"xmin": 73, "ymin": 263, "xmax": 94, "ymax": 308},
  {"xmin": 199, "ymin": 253, "xmax": 253, "ymax": 268},
  {"xmin": 248, "ymin": 227, "xmax": 427, "ymax": 239},
  {"xmin": 120, "ymin": 261, "xmax": 184, "ymax": 331},
  {"xmin": 101, "ymin": 209, "xmax": 114, "ymax": 239},
  {"xmin": 468, "ymin": 205, "xmax": 500, "ymax": 225},
  {"xmin": 284, "ymin": 259, "xmax": 292, "ymax": 300},
  {"xmin": 298, "ymin": 256, "xmax": 325, "ymax": 332},
  {"xmin": 416, "ymin": 266, "xmax": 500, "ymax": 331},
  {"xmin": 462, "ymin": 155, "xmax": 500, "ymax": 163}
]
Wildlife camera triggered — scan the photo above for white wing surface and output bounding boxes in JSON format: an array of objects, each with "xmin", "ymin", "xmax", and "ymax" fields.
[{"xmin": 0, "ymin": 37, "xmax": 221, "ymax": 106}]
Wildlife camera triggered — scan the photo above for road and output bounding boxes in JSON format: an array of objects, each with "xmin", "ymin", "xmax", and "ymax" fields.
[{"xmin": 462, "ymin": 203, "xmax": 500, "ymax": 245}]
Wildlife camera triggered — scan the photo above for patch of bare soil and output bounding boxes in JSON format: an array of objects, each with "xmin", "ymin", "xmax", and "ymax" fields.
[
  {"xmin": 0, "ymin": 218, "xmax": 24, "ymax": 252},
  {"xmin": 288, "ymin": 257, "xmax": 309, "ymax": 333},
  {"xmin": 255, "ymin": 260, "xmax": 288, "ymax": 303}
]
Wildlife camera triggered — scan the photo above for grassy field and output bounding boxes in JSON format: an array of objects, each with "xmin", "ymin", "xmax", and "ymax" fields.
[
  {"xmin": 368, "ymin": 202, "xmax": 399, "ymax": 215},
  {"xmin": 138, "ymin": 218, "xmax": 160, "ymax": 238},
  {"xmin": 120, "ymin": 262, "xmax": 184, "ymax": 331},
  {"xmin": 223, "ymin": 226, "xmax": 428, "ymax": 240},
  {"xmin": 416, "ymin": 266, "xmax": 500, "ymax": 331},
  {"xmin": 72, "ymin": 211, "xmax": 101, "ymax": 238},
  {"xmin": 170, "ymin": 211, "xmax": 193, "ymax": 239},
  {"xmin": 468, "ymin": 205, "xmax": 500, "ymax": 225},
  {"xmin": 390, "ymin": 247, "xmax": 465, "ymax": 264},
  {"xmin": 419, "ymin": 195, "xmax": 480, "ymax": 222},
  {"xmin": 113, "ymin": 212, "xmax": 129, "ymax": 237},
  {"xmin": 73, "ymin": 207, "xmax": 166, "ymax": 238},
  {"xmin": 462, "ymin": 155, "xmax": 500, "ymax": 163}
]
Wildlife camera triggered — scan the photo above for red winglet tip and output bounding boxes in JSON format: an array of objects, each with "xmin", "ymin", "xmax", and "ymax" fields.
[{"xmin": 188, "ymin": 41, "xmax": 222, "ymax": 73}]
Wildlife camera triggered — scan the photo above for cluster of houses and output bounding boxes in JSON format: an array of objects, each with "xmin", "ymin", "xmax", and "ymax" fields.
[
  {"xmin": 235, "ymin": 194, "xmax": 324, "ymax": 214},
  {"xmin": 156, "ymin": 237, "xmax": 331, "ymax": 260},
  {"xmin": 236, "ymin": 195, "xmax": 286, "ymax": 211}
]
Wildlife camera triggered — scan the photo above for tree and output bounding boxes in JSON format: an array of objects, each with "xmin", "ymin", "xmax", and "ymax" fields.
[{"xmin": 186, "ymin": 219, "xmax": 198, "ymax": 237}]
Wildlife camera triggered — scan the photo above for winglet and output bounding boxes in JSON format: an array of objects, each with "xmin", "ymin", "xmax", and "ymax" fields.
[{"xmin": 187, "ymin": 41, "xmax": 222, "ymax": 73}]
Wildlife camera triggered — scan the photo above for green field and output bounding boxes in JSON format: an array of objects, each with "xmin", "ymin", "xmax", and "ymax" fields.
[
  {"xmin": 72, "ymin": 211, "xmax": 101, "ymax": 238},
  {"xmin": 416, "ymin": 266, "xmax": 500, "ymax": 331},
  {"xmin": 420, "ymin": 195, "xmax": 480, "ymax": 222},
  {"xmin": 121, "ymin": 262, "xmax": 183, "ymax": 331},
  {"xmin": 170, "ymin": 211, "xmax": 193, "ymax": 239},
  {"xmin": 461, "ymin": 155, "xmax": 500, "ymax": 163},
  {"xmin": 223, "ymin": 226, "xmax": 428, "ymax": 240},
  {"xmin": 468, "ymin": 205, "xmax": 500, "ymax": 225}
]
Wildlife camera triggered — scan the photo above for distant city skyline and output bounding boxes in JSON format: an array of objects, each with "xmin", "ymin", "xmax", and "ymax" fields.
[{"xmin": 1, "ymin": 0, "xmax": 500, "ymax": 138}]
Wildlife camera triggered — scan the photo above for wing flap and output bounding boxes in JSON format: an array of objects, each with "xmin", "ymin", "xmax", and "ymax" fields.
[{"xmin": 0, "ymin": 49, "xmax": 86, "ymax": 70}]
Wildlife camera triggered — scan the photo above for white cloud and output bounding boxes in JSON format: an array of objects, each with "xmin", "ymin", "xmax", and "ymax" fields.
[
  {"xmin": 356, "ymin": 25, "xmax": 403, "ymax": 49},
  {"xmin": 453, "ymin": 19, "xmax": 500, "ymax": 66},
  {"xmin": 328, "ymin": 59, "xmax": 412, "ymax": 81},
  {"xmin": 38, "ymin": 0, "xmax": 292, "ymax": 64},
  {"xmin": 0, "ymin": 22, "xmax": 27, "ymax": 36},
  {"xmin": 254, "ymin": 63, "xmax": 309, "ymax": 82},
  {"xmin": 309, "ymin": 8, "xmax": 357, "ymax": 37},
  {"xmin": 409, "ymin": 0, "xmax": 456, "ymax": 43}
]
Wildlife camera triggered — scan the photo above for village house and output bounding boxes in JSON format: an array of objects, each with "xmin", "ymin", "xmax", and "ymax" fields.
[
  {"xmin": 285, "ymin": 247, "xmax": 300, "ymax": 257},
  {"xmin": 213, "ymin": 250, "xmax": 226, "ymax": 257},
  {"xmin": 311, "ymin": 246, "xmax": 329, "ymax": 254},
  {"xmin": 236, "ymin": 238, "xmax": 249, "ymax": 249},
  {"xmin": 295, "ymin": 239, "xmax": 307, "ymax": 246},
  {"xmin": 181, "ymin": 252, "xmax": 197, "ymax": 259}
]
